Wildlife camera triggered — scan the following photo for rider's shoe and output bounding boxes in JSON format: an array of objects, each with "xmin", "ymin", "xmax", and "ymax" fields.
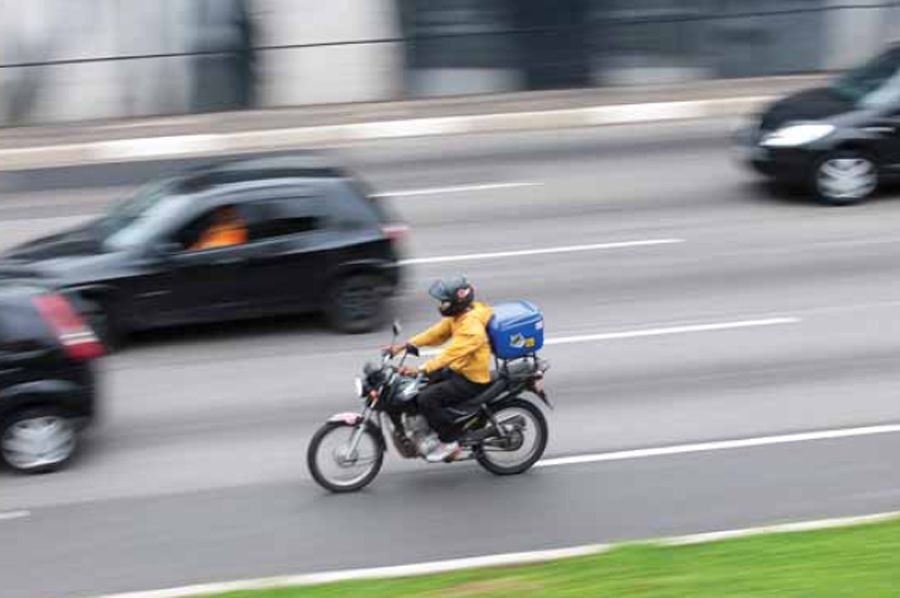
[
  {"xmin": 417, "ymin": 433, "xmax": 440, "ymax": 456},
  {"xmin": 425, "ymin": 441, "xmax": 461, "ymax": 463}
]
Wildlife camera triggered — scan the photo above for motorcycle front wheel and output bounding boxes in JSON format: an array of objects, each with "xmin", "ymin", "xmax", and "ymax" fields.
[
  {"xmin": 307, "ymin": 422, "xmax": 384, "ymax": 493},
  {"xmin": 476, "ymin": 399, "xmax": 548, "ymax": 476}
]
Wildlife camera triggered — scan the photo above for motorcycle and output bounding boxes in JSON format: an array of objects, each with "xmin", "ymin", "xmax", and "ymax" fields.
[{"xmin": 307, "ymin": 322, "xmax": 551, "ymax": 493}]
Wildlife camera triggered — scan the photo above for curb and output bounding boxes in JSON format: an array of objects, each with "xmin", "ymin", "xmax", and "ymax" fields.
[
  {"xmin": 98, "ymin": 510, "xmax": 900, "ymax": 598},
  {"xmin": 0, "ymin": 96, "xmax": 770, "ymax": 172}
]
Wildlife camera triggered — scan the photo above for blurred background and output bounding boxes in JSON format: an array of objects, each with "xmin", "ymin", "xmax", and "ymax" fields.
[{"xmin": 2, "ymin": 0, "xmax": 900, "ymax": 125}]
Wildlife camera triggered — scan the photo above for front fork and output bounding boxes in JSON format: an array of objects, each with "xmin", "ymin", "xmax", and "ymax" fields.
[{"xmin": 345, "ymin": 405, "xmax": 374, "ymax": 459}]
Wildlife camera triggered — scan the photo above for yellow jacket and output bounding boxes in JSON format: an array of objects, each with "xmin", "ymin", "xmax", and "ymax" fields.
[{"xmin": 409, "ymin": 302, "xmax": 493, "ymax": 384}]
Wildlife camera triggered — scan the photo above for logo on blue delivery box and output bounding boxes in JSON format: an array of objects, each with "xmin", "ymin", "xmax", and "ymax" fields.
[{"xmin": 509, "ymin": 333, "xmax": 536, "ymax": 349}]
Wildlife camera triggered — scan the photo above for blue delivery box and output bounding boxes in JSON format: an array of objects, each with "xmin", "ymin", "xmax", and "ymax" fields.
[{"xmin": 487, "ymin": 301, "xmax": 544, "ymax": 360}]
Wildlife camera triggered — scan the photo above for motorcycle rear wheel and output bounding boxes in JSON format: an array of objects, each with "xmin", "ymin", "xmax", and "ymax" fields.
[
  {"xmin": 475, "ymin": 399, "xmax": 547, "ymax": 476},
  {"xmin": 307, "ymin": 422, "xmax": 384, "ymax": 493}
]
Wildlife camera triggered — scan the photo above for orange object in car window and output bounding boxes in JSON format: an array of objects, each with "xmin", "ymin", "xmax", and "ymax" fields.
[{"xmin": 190, "ymin": 208, "xmax": 248, "ymax": 251}]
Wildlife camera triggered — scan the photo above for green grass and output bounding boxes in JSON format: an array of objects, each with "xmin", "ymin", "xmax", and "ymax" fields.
[{"xmin": 215, "ymin": 517, "xmax": 900, "ymax": 597}]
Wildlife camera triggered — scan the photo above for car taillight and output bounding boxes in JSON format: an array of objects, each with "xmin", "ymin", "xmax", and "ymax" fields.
[
  {"xmin": 381, "ymin": 223, "xmax": 409, "ymax": 243},
  {"xmin": 32, "ymin": 294, "xmax": 104, "ymax": 361}
]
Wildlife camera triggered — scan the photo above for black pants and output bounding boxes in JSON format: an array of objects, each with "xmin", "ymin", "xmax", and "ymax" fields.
[{"xmin": 417, "ymin": 369, "xmax": 489, "ymax": 443}]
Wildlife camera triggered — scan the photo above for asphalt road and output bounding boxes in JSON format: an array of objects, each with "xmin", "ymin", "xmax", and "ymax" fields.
[{"xmin": 4, "ymin": 119, "xmax": 900, "ymax": 597}]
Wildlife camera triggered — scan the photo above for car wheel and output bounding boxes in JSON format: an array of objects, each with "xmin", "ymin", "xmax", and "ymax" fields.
[
  {"xmin": 327, "ymin": 274, "xmax": 387, "ymax": 334},
  {"xmin": 1, "ymin": 407, "xmax": 78, "ymax": 474},
  {"xmin": 813, "ymin": 151, "xmax": 878, "ymax": 205}
]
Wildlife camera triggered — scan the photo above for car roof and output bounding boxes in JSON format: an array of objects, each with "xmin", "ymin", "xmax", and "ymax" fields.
[{"xmin": 175, "ymin": 154, "xmax": 349, "ymax": 194}]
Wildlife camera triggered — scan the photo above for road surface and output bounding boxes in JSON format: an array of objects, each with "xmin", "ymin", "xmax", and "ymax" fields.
[{"xmin": 3, "ymin": 119, "xmax": 900, "ymax": 597}]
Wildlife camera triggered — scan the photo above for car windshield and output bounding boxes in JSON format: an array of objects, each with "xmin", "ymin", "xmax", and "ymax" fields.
[
  {"xmin": 100, "ymin": 180, "xmax": 190, "ymax": 251},
  {"xmin": 831, "ymin": 47, "xmax": 900, "ymax": 109}
]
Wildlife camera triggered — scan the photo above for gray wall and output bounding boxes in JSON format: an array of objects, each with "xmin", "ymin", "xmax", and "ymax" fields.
[
  {"xmin": 2, "ymin": 0, "xmax": 900, "ymax": 125},
  {"xmin": 0, "ymin": 0, "xmax": 401, "ymax": 125}
]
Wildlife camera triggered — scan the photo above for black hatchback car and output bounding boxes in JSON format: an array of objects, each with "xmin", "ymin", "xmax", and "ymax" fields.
[
  {"xmin": 0, "ymin": 156, "xmax": 406, "ymax": 342},
  {"xmin": 738, "ymin": 46, "xmax": 900, "ymax": 205},
  {"xmin": 0, "ymin": 282, "xmax": 101, "ymax": 473}
]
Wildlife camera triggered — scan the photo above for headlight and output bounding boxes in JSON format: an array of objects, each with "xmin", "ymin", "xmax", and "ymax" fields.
[
  {"xmin": 354, "ymin": 377, "xmax": 363, "ymax": 397},
  {"xmin": 761, "ymin": 123, "xmax": 834, "ymax": 148}
]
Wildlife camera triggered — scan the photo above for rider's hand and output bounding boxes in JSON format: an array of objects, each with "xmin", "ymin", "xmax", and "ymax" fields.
[
  {"xmin": 398, "ymin": 365, "xmax": 419, "ymax": 377},
  {"xmin": 382, "ymin": 344, "xmax": 403, "ymax": 357}
]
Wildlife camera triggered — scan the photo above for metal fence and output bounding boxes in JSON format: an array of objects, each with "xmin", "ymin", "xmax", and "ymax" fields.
[{"xmin": 1, "ymin": 0, "xmax": 899, "ymax": 124}]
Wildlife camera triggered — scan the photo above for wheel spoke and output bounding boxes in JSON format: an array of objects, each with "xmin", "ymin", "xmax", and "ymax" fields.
[
  {"xmin": 2, "ymin": 416, "xmax": 74, "ymax": 470},
  {"xmin": 818, "ymin": 156, "xmax": 876, "ymax": 201},
  {"xmin": 312, "ymin": 424, "xmax": 382, "ymax": 490}
]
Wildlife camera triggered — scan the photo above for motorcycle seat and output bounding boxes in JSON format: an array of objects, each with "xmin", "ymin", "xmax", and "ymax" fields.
[{"xmin": 447, "ymin": 377, "xmax": 508, "ymax": 423}]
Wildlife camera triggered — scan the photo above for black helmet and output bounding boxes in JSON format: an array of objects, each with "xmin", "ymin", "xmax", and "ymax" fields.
[{"xmin": 429, "ymin": 276, "xmax": 475, "ymax": 317}]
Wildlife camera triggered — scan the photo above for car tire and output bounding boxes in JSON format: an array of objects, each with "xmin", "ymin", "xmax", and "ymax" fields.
[
  {"xmin": 326, "ymin": 274, "xmax": 387, "ymax": 334},
  {"xmin": 0, "ymin": 407, "xmax": 78, "ymax": 474},
  {"xmin": 812, "ymin": 151, "xmax": 878, "ymax": 206}
]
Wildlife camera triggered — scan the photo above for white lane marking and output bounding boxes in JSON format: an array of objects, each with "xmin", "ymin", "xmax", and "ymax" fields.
[
  {"xmin": 401, "ymin": 238, "xmax": 683, "ymax": 265},
  {"xmin": 545, "ymin": 317, "xmax": 801, "ymax": 345},
  {"xmin": 421, "ymin": 317, "xmax": 798, "ymax": 357},
  {"xmin": 374, "ymin": 182, "xmax": 542, "ymax": 198},
  {"xmin": 97, "ymin": 510, "xmax": 898, "ymax": 598},
  {"xmin": 0, "ymin": 510, "xmax": 30, "ymax": 521},
  {"xmin": 537, "ymin": 422, "xmax": 900, "ymax": 469}
]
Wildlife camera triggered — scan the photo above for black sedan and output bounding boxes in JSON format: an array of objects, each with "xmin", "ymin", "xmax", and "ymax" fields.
[
  {"xmin": 738, "ymin": 46, "xmax": 900, "ymax": 205},
  {"xmin": 0, "ymin": 156, "xmax": 406, "ymax": 343}
]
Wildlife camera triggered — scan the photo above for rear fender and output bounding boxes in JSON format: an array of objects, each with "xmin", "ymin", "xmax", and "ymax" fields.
[
  {"xmin": 0, "ymin": 380, "xmax": 91, "ymax": 422},
  {"xmin": 527, "ymin": 371, "xmax": 552, "ymax": 409},
  {"xmin": 491, "ymin": 388, "xmax": 552, "ymax": 412},
  {"xmin": 531, "ymin": 389, "xmax": 553, "ymax": 409}
]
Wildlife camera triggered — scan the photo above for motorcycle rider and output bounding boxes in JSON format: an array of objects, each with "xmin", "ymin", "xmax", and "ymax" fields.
[{"xmin": 391, "ymin": 276, "xmax": 493, "ymax": 462}]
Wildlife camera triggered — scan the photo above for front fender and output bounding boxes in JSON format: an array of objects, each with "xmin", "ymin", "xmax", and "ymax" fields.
[
  {"xmin": 328, "ymin": 412, "xmax": 363, "ymax": 425},
  {"xmin": 325, "ymin": 412, "xmax": 387, "ymax": 450}
]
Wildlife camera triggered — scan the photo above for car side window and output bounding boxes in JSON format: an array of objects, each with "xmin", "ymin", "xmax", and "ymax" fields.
[
  {"xmin": 251, "ymin": 196, "xmax": 326, "ymax": 241},
  {"xmin": 171, "ymin": 204, "xmax": 250, "ymax": 252}
]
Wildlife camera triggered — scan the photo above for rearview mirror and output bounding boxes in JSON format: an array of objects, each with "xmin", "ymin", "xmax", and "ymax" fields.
[{"xmin": 392, "ymin": 320, "xmax": 402, "ymax": 337}]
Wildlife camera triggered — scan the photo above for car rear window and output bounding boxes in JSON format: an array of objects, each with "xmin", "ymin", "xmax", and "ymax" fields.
[{"xmin": 332, "ymin": 178, "xmax": 397, "ymax": 229}]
